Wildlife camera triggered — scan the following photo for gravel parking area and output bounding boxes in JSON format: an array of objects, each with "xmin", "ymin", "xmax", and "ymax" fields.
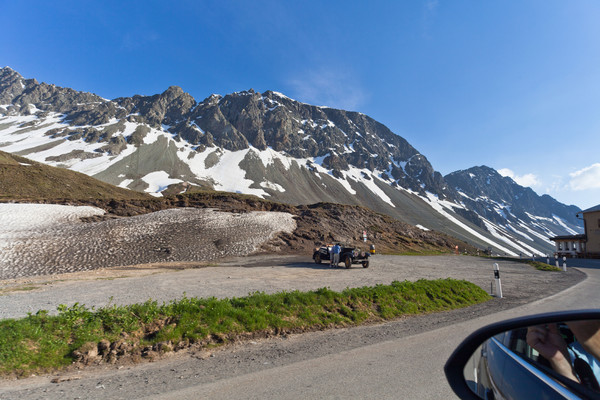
[
  {"xmin": 0, "ymin": 204, "xmax": 582, "ymax": 321},
  {"xmin": 0, "ymin": 254, "xmax": 584, "ymax": 320}
]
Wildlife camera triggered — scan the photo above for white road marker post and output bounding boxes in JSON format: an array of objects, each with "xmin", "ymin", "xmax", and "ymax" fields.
[
  {"xmin": 493, "ymin": 263, "xmax": 502, "ymax": 298},
  {"xmin": 562, "ymin": 256, "xmax": 567, "ymax": 272},
  {"xmin": 547, "ymin": 254, "xmax": 550, "ymax": 265}
]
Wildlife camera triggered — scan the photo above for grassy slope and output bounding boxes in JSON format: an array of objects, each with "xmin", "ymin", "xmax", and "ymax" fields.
[{"xmin": 0, "ymin": 150, "xmax": 150, "ymax": 202}]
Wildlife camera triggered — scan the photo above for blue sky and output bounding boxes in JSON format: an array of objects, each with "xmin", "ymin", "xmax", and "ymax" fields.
[{"xmin": 2, "ymin": 0, "xmax": 599, "ymax": 209}]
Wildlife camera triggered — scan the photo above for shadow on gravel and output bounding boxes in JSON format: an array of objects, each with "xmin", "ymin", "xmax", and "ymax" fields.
[{"xmin": 281, "ymin": 262, "xmax": 364, "ymax": 270}]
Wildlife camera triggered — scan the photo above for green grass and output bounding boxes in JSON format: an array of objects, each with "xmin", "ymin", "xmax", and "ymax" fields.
[
  {"xmin": 0, "ymin": 279, "xmax": 489, "ymax": 376},
  {"xmin": 526, "ymin": 260, "xmax": 562, "ymax": 271},
  {"xmin": 481, "ymin": 256, "xmax": 564, "ymax": 272}
]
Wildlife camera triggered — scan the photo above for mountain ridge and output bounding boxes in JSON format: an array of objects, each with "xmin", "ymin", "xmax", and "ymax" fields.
[{"xmin": 0, "ymin": 67, "xmax": 582, "ymax": 256}]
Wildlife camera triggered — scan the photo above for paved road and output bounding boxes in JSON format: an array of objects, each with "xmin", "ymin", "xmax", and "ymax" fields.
[
  {"xmin": 148, "ymin": 259, "xmax": 600, "ymax": 399},
  {"xmin": 0, "ymin": 257, "xmax": 596, "ymax": 399}
]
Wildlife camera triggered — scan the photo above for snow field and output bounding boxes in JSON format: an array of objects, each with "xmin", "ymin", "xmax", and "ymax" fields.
[{"xmin": 0, "ymin": 204, "xmax": 296, "ymax": 279}]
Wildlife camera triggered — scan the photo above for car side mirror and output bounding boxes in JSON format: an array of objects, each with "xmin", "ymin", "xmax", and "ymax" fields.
[{"xmin": 445, "ymin": 310, "xmax": 600, "ymax": 400}]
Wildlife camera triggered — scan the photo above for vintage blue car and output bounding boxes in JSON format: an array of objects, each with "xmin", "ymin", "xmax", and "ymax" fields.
[{"xmin": 312, "ymin": 245, "xmax": 370, "ymax": 268}]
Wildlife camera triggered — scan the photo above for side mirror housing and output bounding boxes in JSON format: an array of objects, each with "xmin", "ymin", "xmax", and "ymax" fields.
[{"xmin": 445, "ymin": 310, "xmax": 600, "ymax": 400}]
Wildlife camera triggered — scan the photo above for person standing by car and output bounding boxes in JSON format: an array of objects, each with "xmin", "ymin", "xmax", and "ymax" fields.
[
  {"xmin": 331, "ymin": 243, "xmax": 341, "ymax": 267},
  {"xmin": 328, "ymin": 245, "xmax": 334, "ymax": 266}
]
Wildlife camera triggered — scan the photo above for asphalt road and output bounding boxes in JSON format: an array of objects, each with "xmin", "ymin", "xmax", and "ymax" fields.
[
  {"xmin": 148, "ymin": 259, "xmax": 600, "ymax": 400},
  {"xmin": 0, "ymin": 257, "xmax": 597, "ymax": 399}
]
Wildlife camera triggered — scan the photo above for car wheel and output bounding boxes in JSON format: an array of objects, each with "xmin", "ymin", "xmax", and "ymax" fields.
[
  {"xmin": 362, "ymin": 261, "xmax": 369, "ymax": 268},
  {"xmin": 315, "ymin": 254, "xmax": 321, "ymax": 264},
  {"xmin": 344, "ymin": 256, "xmax": 352, "ymax": 269}
]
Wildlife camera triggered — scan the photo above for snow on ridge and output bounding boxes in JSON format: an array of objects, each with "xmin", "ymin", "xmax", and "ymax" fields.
[
  {"xmin": 261, "ymin": 181, "xmax": 285, "ymax": 192},
  {"xmin": 312, "ymin": 153, "xmax": 330, "ymax": 168},
  {"xmin": 494, "ymin": 207, "xmax": 507, "ymax": 219},
  {"xmin": 504, "ymin": 223, "xmax": 534, "ymax": 241},
  {"xmin": 552, "ymin": 215, "xmax": 580, "ymax": 235},
  {"xmin": 422, "ymin": 193, "xmax": 518, "ymax": 256},
  {"xmin": 482, "ymin": 218, "xmax": 543, "ymax": 256},
  {"xmin": 0, "ymin": 111, "xmax": 145, "ymax": 176},
  {"xmin": 76, "ymin": 145, "xmax": 138, "ymax": 176},
  {"xmin": 182, "ymin": 147, "xmax": 270, "ymax": 198},
  {"xmin": 141, "ymin": 171, "xmax": 183, "ymax": 197},
  {"xmin": 118, "ymin": 179, "xmax": 134, "ymax": 189},
  {"xmin": 425, "ymin": 192, "xmax": 465, "ymax": 212},
  {"xmin": 253, "ymin": 146, "xmax": 303, "ymax": 171},
  {"xmin": 190, "ymin": 121, "xmax": 204, "ymax": 133},
  {"xmin": 416, "ymin": 224, "xmax": 430, "ymax": 231},
  {"xmin": 301, "ymin": 119, "xmax": 318, "ymax": 128},
  {"xmin": 0, "ymin": 203, "xmax": 104, "ymax": 233},
  {"xmin": 456, "ymin": 190, "xmax": 475, "ymax": 200},
  {"xmin": 515, "ymin": 239, "xmax": 546, "ymax": 257},
  {"xmin": 320, "ymin": 120, "xmax": 335, "ymax": 129},
  {"xmin": 525, "ymin": 212, "xmax": 553, "ymax": 223},
  {"xmin": 140, "ymin": 126, "xmax": 164, "ymax": 145},
  {"xmin": 522, "ymin": 218, "xmax": 556, "ymax": 238},
  {"xmin": 271, "ymin": 91, "xmax": 293, "ymax": 101},
  {"xmin": 345, "ymin": 167, "xmax": 393, "ymax": 203}
]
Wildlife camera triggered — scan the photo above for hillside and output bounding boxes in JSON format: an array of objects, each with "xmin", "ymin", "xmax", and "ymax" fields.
[
  {"xmin": 0, "ymin": 67, "xmax": 582, "ymax": 256},
  {"xmin": 0, "ymin": 151, "xmax": 472, "ymax": 256},
  {"xmin": 0, "ymin": 150, "xmax": 151, "ymax": 202},
  {"xmin": 65, "ymin": 191, "xmax": 477, "ymax": 256}
]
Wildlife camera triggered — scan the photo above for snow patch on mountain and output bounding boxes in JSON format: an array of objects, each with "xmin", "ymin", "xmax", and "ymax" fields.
[
  {"xmin": 505, "ymin": 224, "xmax": 534, "ymax": 241},
  {"xmin": 516, "ymin": 221, "xmax": 555, "ymax": 245},
  {"xmin": 141, "ymin": 171, "xmax": 183, "ymax": 196},
  {"xmin": 118, "ymin": 178, "xmax": 134, "ymax": 188},
  {"xmin": 183, "ymin": 147, "xmax": 268, "ymax": 197},
  {"xmin": 553, "ymin": 215, "xmax": 580, "ymax": 235},
  {"xmin": 423, "ymin": 193, "xmax": 518, "ymax": 256},
  {"xmin": 481, "ymin": 219, "xmax": 543, "ymax": 256},
  {"xmin": 341, "ymin": 167, "xmax": 394, "ymax": 207},
  {"xmin": 256, "ymin": 147, "xmax": 295, "ymax": 170},
  {"xmin": 0, "ymin": 203, "xmax": 104, "ymax": 233}
]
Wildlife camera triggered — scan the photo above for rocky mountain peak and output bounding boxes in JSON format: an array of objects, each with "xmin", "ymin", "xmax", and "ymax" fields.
[
  {"xmin": 0, "ymin": 66, "xmax": 22, "ymax": 81},
  {"xmin": 0, "ymin": 67, "xmax": 27, "ymax": 106},
  {"xmin": 445, "ymin": 165, "xmax": 581, "ymax": 228},
  {"xmin": 0, "ymin": 68, "xmax": 104, "ymax": 115}
]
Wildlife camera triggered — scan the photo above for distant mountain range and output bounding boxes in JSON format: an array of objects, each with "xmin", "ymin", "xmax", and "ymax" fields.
[{"xmin": 0, "ymin": 67, "xmax": 582, "ymax": 255}]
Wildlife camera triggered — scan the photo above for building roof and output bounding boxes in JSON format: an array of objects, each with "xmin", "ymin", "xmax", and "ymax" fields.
[
  {"xmin": 581, "ymin": 204, "xmax": 600, "ymax": 213},
  {"xmin": 549, "ymin": 234, "xmax": 586, "ymax": 241}
]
